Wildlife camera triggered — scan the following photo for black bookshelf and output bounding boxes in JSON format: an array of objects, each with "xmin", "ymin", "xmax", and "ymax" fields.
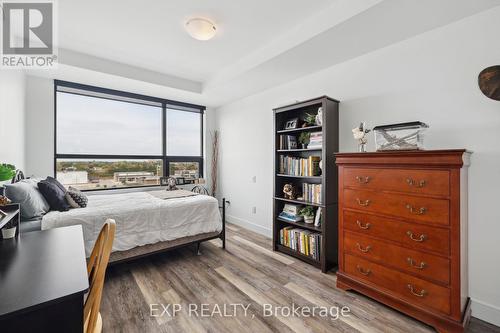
[{"xmin": 273, "ymin": 96, "xmax": 339, "ymax": 273}]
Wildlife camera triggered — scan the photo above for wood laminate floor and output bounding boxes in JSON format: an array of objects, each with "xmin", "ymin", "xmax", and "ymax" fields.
[{"xmin": 101, "ymin": 223, "xmax": 499, "ymax": 333}]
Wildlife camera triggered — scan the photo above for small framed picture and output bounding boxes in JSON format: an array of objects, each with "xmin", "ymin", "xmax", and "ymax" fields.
[
  {"xmin": 284, "ymin": 118, "xmax": 299, "ymax": 130},
  {"xmin": 160, "ymin": 176, "xmax": 168, "ymax": 186},
  {"xmin": 176, "ymin": 177, "xmax": 185, "ymax": 185}
]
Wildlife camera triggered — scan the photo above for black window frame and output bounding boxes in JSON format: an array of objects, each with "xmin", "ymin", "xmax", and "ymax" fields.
[{"xmin": 54, "ymin": 80, "xmax": 205, "ymax": 191}]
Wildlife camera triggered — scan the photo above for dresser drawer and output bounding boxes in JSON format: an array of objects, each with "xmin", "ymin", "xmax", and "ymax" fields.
[
  {"xmin": 343, "ymin": 231, "xmax": 450, "ymax": 285},
  {"xmin": 343, "ymin": 168, "xmax": 450, "ymax": 197},
  {"xmin": 343, "ymin": 211, "xmax": 450, "ymax": 255},
  {"xmin": 344, "ymin": 254, "xmax": 451, "ymax": 314},
  {"xmin": 344, "ymin": 188, "xmax": 449, "ymax": 225}
]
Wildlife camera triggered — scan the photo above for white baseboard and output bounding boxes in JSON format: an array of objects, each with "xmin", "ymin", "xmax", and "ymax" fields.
[
  {"xmin": 226, "ymin": 214, "xmax": 272, "ymax": 238},
  {"xmin": 471, "ymin": 298, "xmax": 500, "ymax": 327}
]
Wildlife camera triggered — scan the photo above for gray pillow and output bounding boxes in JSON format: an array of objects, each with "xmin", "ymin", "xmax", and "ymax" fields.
[{"xmin": 4, "ymin": 179, "xmax": 50, "ymax": 219}]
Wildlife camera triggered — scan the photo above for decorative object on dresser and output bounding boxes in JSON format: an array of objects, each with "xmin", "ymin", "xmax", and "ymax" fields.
[
  {"xmin": 335, "ymin": 150, "xmax": 471, "ymax": 333},
  {"xmin": 373, "ymin": 121, "xmax": 428, "ymax": 151},
  {"xmin": 352, "ymin": 122, "xmax": 371, "ymax": 152},
  {"xmin": 273, "ymin": 96, "xmax": 339, "ymax": 273},
  {"xmin": 478, "ymin": 65, "xmax": 500, "ymax": 101}
]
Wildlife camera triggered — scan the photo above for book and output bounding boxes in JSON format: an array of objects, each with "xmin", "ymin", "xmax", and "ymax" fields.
[
  {"xmin": 278, "ymin": 212, "xmax": 303, "ymax": 222},
  {"xmin": 314, "ymin": 207, "xmax": 322, "ymax": 227},
  {"xmin": 279, "ymin": 226, "xmax": 321, "ymax": 259},
  {"xmin": 283, "ymin": 203, "xmax": 303, "ymax": 215}
]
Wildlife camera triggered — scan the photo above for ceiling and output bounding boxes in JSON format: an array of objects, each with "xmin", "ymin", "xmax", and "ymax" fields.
[
  {"xmin": 27, "ymin": 0, "xmax": 500, "ymax": 107},
  {"xmin": 58, "ymin": 0, "xmax": 334, "ymax": 82}
]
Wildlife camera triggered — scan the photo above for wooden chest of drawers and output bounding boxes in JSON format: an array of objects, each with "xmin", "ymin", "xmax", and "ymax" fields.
[{"xmin": 335, "ymin": 150, "xmax": 470, "ymax": 333}]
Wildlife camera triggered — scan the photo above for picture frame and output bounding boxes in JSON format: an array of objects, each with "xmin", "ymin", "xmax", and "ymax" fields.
[
  {"xmin": 160, "ymin": 176, "xmax": 168, "ymax": 186},
  {"xmin": 284, "ymin": 118, "xmax": 299, "ymax": 130},
  {"xmin": 176, "ymin": 177, "xmax": 185, "ymax": 185}
]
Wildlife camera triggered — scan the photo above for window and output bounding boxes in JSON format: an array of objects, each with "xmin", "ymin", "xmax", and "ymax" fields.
[{"xmin": 55, "ymin": 81, "xmax": 204, "ymax": 190}]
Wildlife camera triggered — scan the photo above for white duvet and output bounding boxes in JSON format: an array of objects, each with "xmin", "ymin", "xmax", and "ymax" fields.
[{"xmin": 41, "ymin": 192, "xmax": 222, "ymax": 256}]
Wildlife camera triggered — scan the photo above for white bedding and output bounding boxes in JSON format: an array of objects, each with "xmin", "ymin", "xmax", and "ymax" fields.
[{"xmin": 41, "ymin": 192, "xmax": 222, "ymax": 256}]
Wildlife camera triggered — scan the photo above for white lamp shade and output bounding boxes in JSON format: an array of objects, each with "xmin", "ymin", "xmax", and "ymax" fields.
[{"xmin": 186, "ymin": 18, "xmax": 217, "ymax": 41}]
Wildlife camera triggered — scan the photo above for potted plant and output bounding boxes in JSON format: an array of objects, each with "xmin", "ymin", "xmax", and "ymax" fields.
[
  {"xmin": 302, "ymin": 113, "xmax": 317, "ymax": 127},
  {"xmin": 298, "ymin": 132, "xmax": 310, "ymax": 149},
  {"xmin": 299, "ymin": 206, "xmax": 316, "ymax": 224},
  {"xmin": 1, "ymin": 218, "xmax": 16, "ymax": 239},
  {"xmin": 0, "ymin": 163, "xmax": 16, "ymax": 185}
]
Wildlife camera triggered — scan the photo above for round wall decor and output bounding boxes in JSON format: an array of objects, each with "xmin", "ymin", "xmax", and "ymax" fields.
[{"xmin": 478, "ymin": 65, "xmax": 500, "ymax": 101}]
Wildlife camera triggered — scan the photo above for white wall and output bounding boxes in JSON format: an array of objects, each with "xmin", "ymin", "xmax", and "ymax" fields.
[
  {"xmin": 215, "ymin": 6, "xmax": 500, "ymax": 325},
  {"xmin": 0, "ymin": 72, "xmax": 26, "ymax": 171},
  {"xmin": 24, "ymin": 76, "xmax": 217, "ymax": 186}
]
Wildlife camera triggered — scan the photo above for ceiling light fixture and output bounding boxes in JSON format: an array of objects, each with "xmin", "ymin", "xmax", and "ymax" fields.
[{"xmin": 185, "ymin": 18, "xmax": 217, "ymax": 41}]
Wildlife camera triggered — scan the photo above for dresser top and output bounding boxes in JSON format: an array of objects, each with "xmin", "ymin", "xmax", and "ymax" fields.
[{"xmin": 335, "ymin": 149, "xmax": 470, "ymax": 167}]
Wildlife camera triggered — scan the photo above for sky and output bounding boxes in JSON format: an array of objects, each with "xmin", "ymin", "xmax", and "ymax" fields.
[{"xmin": 56, "ymin": 92, "xmax": 201, "ymax": 156}]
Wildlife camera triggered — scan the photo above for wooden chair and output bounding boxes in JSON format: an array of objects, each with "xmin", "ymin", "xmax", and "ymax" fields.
[{"xmin": 84, "ymin": 219, "xmax": 116, "ymax": 333}]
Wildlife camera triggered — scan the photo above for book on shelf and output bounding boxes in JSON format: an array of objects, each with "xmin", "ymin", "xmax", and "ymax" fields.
[
  {"xmin": 278, "ymin": 211, "xmax": 303, "ymax": 222},
  {"xmin": 279, "ymin": 226, "xmax": 322, "ymax": 260},
  {"xmin": 314, "ymin": 207, "xmax": 322, "ymax": 227},
  {"xmin": 279, "ymin": 155, "xmax": 321, "ymax": 176},
  {"xmin": 279, "ymin": 203, "xmax": 304, "ymax": 222},
  {"xmin": 302, "ymin": 183, "xmax": 322, "ymax": 204},
  {"xmin": 283, "ymin": 203, "xmax": 303, "ymax": 215},
  {"xmin": 308, "ymin": 131, "xmax": 323, "ymax": 149},
  {"xmin": 279, "ymin": 135, "xmax": 297, "ymax": 150}
]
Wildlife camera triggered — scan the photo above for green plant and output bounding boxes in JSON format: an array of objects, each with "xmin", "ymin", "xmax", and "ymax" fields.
[
  {"xmin": 303, "ymin": 113, "xmax": 317, "ymax": 126},
  {"xmin": 298, "ymin": 132, "xmax": 310, "ymax": 145},
  {"xmin": 0, "ymin": 164, "xmax": 16, "ymax": 182},
  {"xmin": 299, "ymin": 206, "xmax": 315, "ymax": 217}
]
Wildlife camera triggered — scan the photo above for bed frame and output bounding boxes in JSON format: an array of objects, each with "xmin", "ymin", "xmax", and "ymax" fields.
[{"xmin": 109, "ymin": 198, "xmax": 226, "ymax": 264}]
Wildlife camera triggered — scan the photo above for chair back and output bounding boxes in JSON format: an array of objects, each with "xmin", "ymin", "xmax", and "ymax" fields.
[{"xmin": 84, "ymin": 219, "xmax": 116, "ymax": 333}]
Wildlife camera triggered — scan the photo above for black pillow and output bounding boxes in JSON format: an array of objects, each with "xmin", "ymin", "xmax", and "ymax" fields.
[{"xmin": 38, "ymin": 178, "xmax": 70, "ymax": 212}]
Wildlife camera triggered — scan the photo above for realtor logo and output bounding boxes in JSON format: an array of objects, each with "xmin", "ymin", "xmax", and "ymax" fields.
[{"xmin": 1, "ymin": 0, "xmax": 57, "ymax": 68}]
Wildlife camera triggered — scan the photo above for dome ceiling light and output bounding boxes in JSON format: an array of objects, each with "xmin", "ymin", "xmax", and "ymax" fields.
[{"xmin": 185, "ymin": 18, "xmax": 217, "ymax": 41}]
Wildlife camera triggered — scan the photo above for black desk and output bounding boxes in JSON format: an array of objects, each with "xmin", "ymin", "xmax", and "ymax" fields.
[{"xmin": 0, "ymin": 225, "xmax": 89, "ymax": 333}]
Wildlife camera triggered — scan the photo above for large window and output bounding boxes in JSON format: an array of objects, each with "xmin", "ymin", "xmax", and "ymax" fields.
[{"xmin": 55, "ymin": 81, "xmax": 204, "ymax": 190}]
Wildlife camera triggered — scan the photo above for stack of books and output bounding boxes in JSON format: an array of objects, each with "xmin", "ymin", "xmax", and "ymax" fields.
[
  {"xmin": 302, "ymin": 183, "xmax": 322, "ymax": 204},
  {"xmin": 308, "ymin": 131, "xmax": 323, "ymax": 149},
  {"xmin": 279, "ymin": 226, "xmax": 322, "ymax": 260},
  {"xmin": 279, "ymin": 156, "xmax": 321, "ymax": 176},
  {"xmin": 278, "ymin": 203, "xmax": 303, "ymax": 222},
  {"xmin": 279, "ymin": 135, "xmax": 297, "ymax": 150}
]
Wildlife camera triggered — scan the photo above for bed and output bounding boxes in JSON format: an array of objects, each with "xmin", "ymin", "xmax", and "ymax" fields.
[
  {"xmin": 40, "ymin": 190, "xmax": 226, "ymax": 263},
  {"xmin": 3, "ymin": 173, "xmax": 226, "ymax": 263}
]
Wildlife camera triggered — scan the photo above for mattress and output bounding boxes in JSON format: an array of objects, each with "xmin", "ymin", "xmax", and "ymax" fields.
[{"xmin": 41, "ymin": 192, "xmax": 222, "ymax": 256}]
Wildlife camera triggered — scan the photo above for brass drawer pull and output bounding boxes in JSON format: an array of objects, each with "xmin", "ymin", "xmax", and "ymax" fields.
[
  {"xmin": 406, "ymin": 204, "xmax": 426, "ymax": 215},
  {"xmin": 356, "ymin": 198, "xmax": 370, "ymax": 207},
  {"xmin": 356, "ymin": 265, "xmax": 371, "ymax": 276},
  {"xmin": 356, "ymin": 176, "xmax": 371, "ymax": 184},
  {"xmin": 407, "ymin": 257, "xmax": 426, "ymax": 270},
  {"xmin": 406, "ymin": 231, "xmax": 427, "ymax": 242},
  {"xmin": 407, "ymin": 284, "xmax": 427, "ymax": 297},
  {"xmin": 356, "ymin": 220, "xmax": 371, "ymax": 230},
  {"xmin": 356, "ymin": 243, "xmax": 372, "ymax": 253},
  {"xmin": 406, "ymin": 178, "xmax": 426, "ymax": 188}
]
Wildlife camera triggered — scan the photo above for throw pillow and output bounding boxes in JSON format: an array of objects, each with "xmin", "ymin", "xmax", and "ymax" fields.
[
  {"xmin": 38, "ymin": 178, "xmax": 70, "ymax": 212},
  {"xmin": 65, "ymin": 186, "xmax": 88, "ymax": 208},
  {"xmin": 4, "ymin": 179, "xmax": 50, "ymax": 219}
]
